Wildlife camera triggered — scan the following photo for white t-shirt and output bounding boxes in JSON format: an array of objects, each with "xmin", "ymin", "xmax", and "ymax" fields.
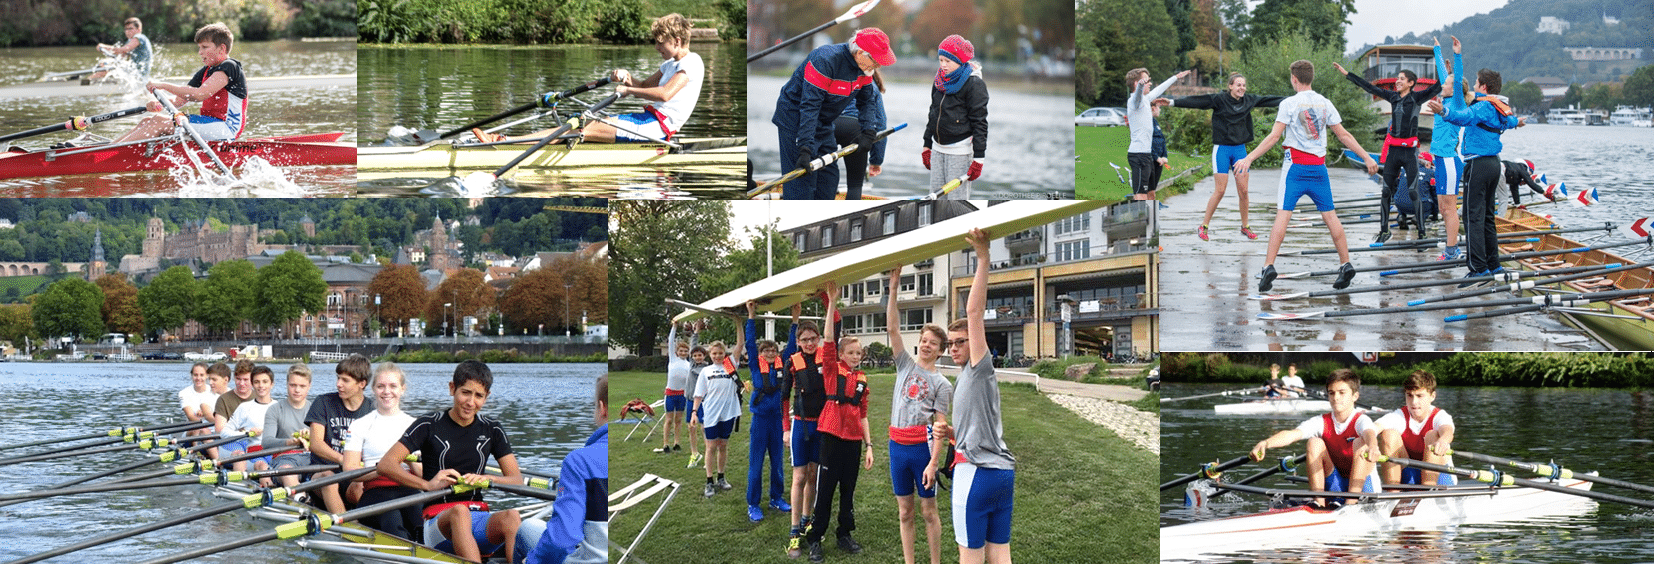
[
  {"xmin": 1280, "ymin": 375, "xmax": 1306, "ymax": 396},
  {"xmin": 179, "ymin": 385, "xmax": 217, "ymax": 417},
  {"xmin": 694, "ymin": 361, "xmax": 740, "ymax": 426},
  {"xmin": 227, "ymin": 398, "xmax": 276, "ymax": 434},
  {"xmin": 1375, "ymin": 407, "xmax": 1454, "ymax": 436},
  {"xmin": 652, "ymin": 52, "xmax": 704, "ymax": 131},
  {"xmin": 343, "ymin": 410, "xmax": 417, "ymax": 466},
  {"xmin": 1294, "ymin": 411, "xmax": 1375, "ymax": 440},
  {"xmin": 1275, "ymin": 89, "xmax": 1342, "ymax": 157}
]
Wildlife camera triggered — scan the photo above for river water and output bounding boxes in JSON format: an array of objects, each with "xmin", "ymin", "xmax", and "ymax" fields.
[
  {"xmin": 0, "ymin": 361, "xmax": 604, "ymax": 563},
  {"xmin": 355, "ymin": 43, "xmax": 747, "ymax": 197},
  {"xmin": 748, "ymin": 74, "xmax": 1075, "ymax": 199},
  {"xmin": 1160, "ymin": 382, "xmax": 1654, "ymax": 563}
]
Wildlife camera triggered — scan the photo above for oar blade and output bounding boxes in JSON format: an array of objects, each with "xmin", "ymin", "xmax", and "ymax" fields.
[
  {"xmin": 1257, "ymin": 311, "xmax": 1325, "ymax": 321},
  {"xmin": 1249, "ymin": 292, "xmax": 1309, "ymax": 301}
]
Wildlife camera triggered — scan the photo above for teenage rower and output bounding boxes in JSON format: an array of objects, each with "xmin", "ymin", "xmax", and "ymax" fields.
[
  {"xmin": 475, "ymin": 14, "xmax": 702, "ymax": 145},
  {"xmin": 1431, "ymin": 36, "xmax": 1467, "ymax": 261},
  {"xmin": 178, "ymin": 362, "xmax": 216, "ymax": 437},
  {"xmin": 378, "ymin": 360, "xmax": 526, "ymax": 563},
  {"xmin": 884, "ymin": 266, "xmax": 953, "ymax": 564},
  {"xmin": 306, "ymin": 355, "xmax": 376, "ymax": 514},
  {"xmin": 771, "ymin": 28, "xmax": 896, "ymax": 200},
  {"xmin": 1156, "ymin": 72, "xmax": 1288, "ymax": 241},
  {"xmin": 343, "ymin": 363, "xmax": 422, "ymax": 542},
  {"xmin": 656, "ymin": 323, "xmax": 691, "ymax": 455},
  {"xmin": 258, "ymin": 363, "xmax": 313, "ymax": 489},
  {"xmin": 786, "ymin": 309, "xmax": 830, "ymax": 557},
  {"xmin": 1250, "ymin": 369, "xmax": 1380, "ymax": 506},
  {"xmin": 1375, "ymin": 370, "xmax": 1457, "ymax": 486},
  {"xmin": 115, "ymin": 22, "xmax": 246, "ymax": 144},
  {"xmin": 804, "ymin": 280, "xmax": 874, "ymax": 563},
  {"xmin": 1331, "ymin": 59, "xmax": 1441, "ymax": 243},
  {"xmin": 222, "ymin": 365, "xmax": 278, "ymax": 472},
  {"xmin": 1426, "ymin": 38, "xmax": 1521, "ymax": 288},
  {"xmin": 744, "ymin": 301, "xmax": 795, "ymax": 522},
  {"xmin": 1279, "ymin": 364, "xmax": 1306, "ymax": 397},
  {"xmin": 91, "ymin": 17, "xmax": 152, "ymax": 82},
  {"xmin": 210, "ymin": 360, "xmax": 256, "ymax": 459},
  {"xmin": 1124, "ymin": 68, "xmax": 1190, "ymax": 202}
]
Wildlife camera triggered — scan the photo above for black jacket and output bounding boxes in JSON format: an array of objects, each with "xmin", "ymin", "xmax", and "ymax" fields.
[
  {"xmin": 1344, "ymin": 72, "xmax": 1441, "ymax": 140},
  {"xmin": 1170, "ymin": 92, "xmax": 1287, "ymax": 146},
  {"xmin": 923, "ymin": 75, "xmax": 989, "ymax": 159}
]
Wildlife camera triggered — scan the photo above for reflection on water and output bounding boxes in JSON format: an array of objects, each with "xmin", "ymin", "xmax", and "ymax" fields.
[
  {"xmin": 1499, "ymin": 124, "xmax": 1654, "ymax": 229},
  {"xmin": 0, "ymin": 361, "xmax": 603, "ymax": 563}
]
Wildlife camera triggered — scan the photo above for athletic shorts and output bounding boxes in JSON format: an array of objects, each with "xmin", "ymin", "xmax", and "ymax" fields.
[
  {"xmin": 1433, "ymin": 155, "xmax": 1463, "ymax": 196},
  {"xmin": 1400, "ymin": 467, "xmax": 1460, "ymax": 486},
  {"xmin": 704, "ymin": 418, "xmax": 735, "ymax": 440},
  {"xmin": 607, "ymin": 111, "xmax": 669, "ymax": 142},
  {"xmin": 1324, "ymin": 467, "xmax": 1380, "ymax": 493},
  {"xmin": 952, "ymin": 462, "xmax": 1015, "ymax": 548},
  {"xmin": 790, "ymin": 419, "xmax": 821, "ymax": 467},
  {"xmin": 889, "ymin": 440, "xmax": 937, "ymax": 498},
  {"xmin": 185, "ymin": 115, "xmax": 237, "ymax": 141},
  {"xmin": 270, "ymin": 452, "xmax": 310, "ymax": 470},
  {"xmin": 423, "ymin": 510, "xmax": 502, "ymax": 556},
  {"xmin": 686, "ymin": 405, "xmax": 702, "ymax": 424},
  {"xmin": 1127, "ymin": 152, "xmax": 1156, "ymax": 195},
  {"xmin": 1212, "ymin": 144, "xmax": 1248, "ymax": 175},
  {"xmin": 1277, "ymin": 157, "xmax": 1334, "ymax": 212},
  {"xmin": 664, "ymin": 394, "xmax": 687, "ymax": 413}
]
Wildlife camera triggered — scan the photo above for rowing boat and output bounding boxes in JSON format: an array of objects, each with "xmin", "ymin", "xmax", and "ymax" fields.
[
  {"xmin": 1497, "ymin": 207, "xmax": 1654, "ymax": 349},
  {"xmin": 204, "ymin": 482, "xmax": 491, "ymax": 564},
  {"xmin": 1212, "ymin": 397, "xmax": 1330, "ymax": 414},
  {"xmin": 0, "ymin": 133, "xmax": 355, "ymax": 180},
  {"xmin": 356, "ymin": 136, "xmax": 746, "ymax": 173},
  {"xmin": 1161, "ymin": 476, "xmax": 1596, "ymax": 561}
]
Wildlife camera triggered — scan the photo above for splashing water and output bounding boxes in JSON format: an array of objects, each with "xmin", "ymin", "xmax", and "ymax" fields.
[{"xmin": 169, "ymin": 156, "xmax": 309, "ymax": 197}]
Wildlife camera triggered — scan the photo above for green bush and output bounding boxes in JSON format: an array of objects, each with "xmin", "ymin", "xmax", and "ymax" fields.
[
  {"xmin": 716, "ymin": 0, "xmax": 745, "ymax": 40},
  {"xmin": 595, "ymin": 1, "xmax": 650, "ymax": 43}
]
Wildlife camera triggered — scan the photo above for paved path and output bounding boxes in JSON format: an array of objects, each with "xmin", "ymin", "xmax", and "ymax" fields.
[{"xmin": 940, "ymin": 366, "xmax": 1158, "ymax": 453}]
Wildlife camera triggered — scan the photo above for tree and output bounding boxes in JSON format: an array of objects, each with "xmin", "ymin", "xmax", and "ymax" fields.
[
  {"xmin": 33, "ymin": 277, "xmax": 103, "ymax": 342},
  {"xmin": 426, "ymin": 269, "xmax": 495, "ymax": 336},
  {"xmin": 251, "ymin": 251, "xmax": 327, "ymax": 330},
  {"xmin": 368, "ymin": 264, "xmax": 427, "ymax": 335},
  {"xmin": 1561, "ymin": 84, "xmax": 1583, "ymax": 108},
  {"xmin": 1625, "ymin": 64, "xmax": 1654, "ymax": 108},
  {"xmin": 139, "ymin": 266, "xmax": 197, "ymax": 335},
  {"xmin": 1077, "ymin": 0, "xmax": 1180, "ymax": 106},
  {"xmin": 0, "ymin": 304, "xmax": 37, "ymax": 347},
  {"xmin": 911, "ymin": 0, "xmax": 981, "ymax": 59},
  {"xmin": 195, "ymin": 260, "xmax": 258, "ymax": 338},
  {"xmin": 1582, "ymin": 83, "xmax": 1620, "ymax": 112},
  {"xmin": 94, "ymin": 274, "xmax": 143, "ymax": 337},
  {"xmin": 1239, "ymin": 0, "xmax": 1354, "ymax": 53},
  {"xmin": 501, "ymin": 254, "xmax": 607, "ymax": 336},
  {"xmin": 610, "ymin": 202, "xmax": 731, "ymax": 356},
  {"xmin": 1504, "ymin": 81, "xmax": 1544, "ymax": 112}
]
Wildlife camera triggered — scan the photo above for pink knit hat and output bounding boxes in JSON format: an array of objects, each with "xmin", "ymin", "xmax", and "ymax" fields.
[
  {"xmin": 854, "ymin": 28, "xmax": 896, "ymax": 66},
  {"xmin": 939, "ymin": 35, "xmax": 973, "ymax": 65}
]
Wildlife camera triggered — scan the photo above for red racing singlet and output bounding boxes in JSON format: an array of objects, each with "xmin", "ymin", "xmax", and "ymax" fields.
[
  {"xmin": 1399, "ymin": 406, "xmax": 1441, "ymax": 459},
  {"xmin": 1321, "ymin": 413, "xmax": 1360, "ymax": 475}
]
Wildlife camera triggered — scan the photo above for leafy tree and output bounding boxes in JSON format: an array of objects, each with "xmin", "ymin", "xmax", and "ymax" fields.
[
  {"xmin": 1582, "ymin": 82, "xmax": 1620, "ymax": 111},
  {"xmin": 1625, "ymin": 65, "xmax": 1654, "ymax": 107},
  {"xmin": 0, "ymin": 304, "xmax": 37, "ymax": 347},
  {"xmin": 1239, "ymin": 0, "xmax": 1354, "ymax": 53},
  {"xmin": 426, "ymin": 269, "xmax": 495, "ymax": 335},
  {"xmin": 1503, "ymin": 81, "xmax": 1544, "ymax": 112},
  {"xmin": 367, "ymin": 264, "xmax": 428, "ymax": 334},
  {"xmin": 139, "ymin": 266, "xmax": 197, "ymax": 335},
  {"xmin": 94, "ymin": 274, "xmax": 143, "ymax": 337},
  {"xmin": 251, "ymin": 251, "xmax": 327, "ymax": 330},
  {"xmin": 498, "ymin": 255, "xmax": 606, "ymax": 336},
  {"xmin": 33, "ymin": 277, "xmax": 103, "ymax": 341},
  {"xmin": 195, "ymin": 260, "xmax": 258, "ymax": 338},
  {"xmin": 1561, "ymin": 84, "xmax": 1583, "ymax": 108},
  {"xmin": 610, "ymin": 202, "xmax": 731, "ymax": 356},
  {"xmin": 1077, "ymin": 0, "xmax": 1179, "ymax": 106}
]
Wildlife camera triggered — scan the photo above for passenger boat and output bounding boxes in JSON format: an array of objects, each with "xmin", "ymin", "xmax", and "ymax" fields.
[
  {"xmin": 0, "ymin": 132, "xmax": 355, "ymax": 181},
  {"xmin": 1497, "ymin": 207, "xmax": 1654, "ymax": 350},
  {"xmin": 1212, "ymin": 397, "xmax": 1330, "ymax": 415},
  {"xmin": 356, "ymin": 136, "xmax": 746, "ymax": 173},
  {"xmin": 1610, "ymin": 107, "xmax": 1653, "ymax": 127},
  {"xmin": 1545, "ymin": 107, "xmax": 1588, "ymax": 125}
]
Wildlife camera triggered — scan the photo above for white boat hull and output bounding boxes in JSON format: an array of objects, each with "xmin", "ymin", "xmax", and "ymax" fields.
[{"xmin": 1213, "ymin": 398, "xmax": 1330, "ymax": 414}]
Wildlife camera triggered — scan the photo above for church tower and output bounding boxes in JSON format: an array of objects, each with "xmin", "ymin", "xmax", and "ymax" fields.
[{"xmin": 85, "ymin": 227, "xmax": 107, "ymax": 281}]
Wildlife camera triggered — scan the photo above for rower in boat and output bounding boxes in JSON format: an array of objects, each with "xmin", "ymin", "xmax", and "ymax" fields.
[
  {"xmin": 378, "ymin": 360, "xmax": 527, "ymax": 563},
  {"xmin": 1280, "ymin": 363, "xmax": 1307, "ymax": 397},
  {"xmin": 210, "ymin": 360, "xmax": 256, "ymax": 459},
  {"xmin": 177, "ymin": 362, "xmax": 216, "ymax": 438},
  {"xmin": 523, "ymin": 373, "xmax": 610, "ymax": 564},
  {"xmin": 222, "ymin": 365, "xmax": 279, "ymax": 472},
  {"xmin": 258, "ymin": 363, "xmax": 313, "ymax": 489},
  {"xmin": 1265, "ymin": 364, "xmax": 1284, "ymax": 398},
  {"xmin": 90, "ymin": 17, "xmax": 152, "ymax": 83},
  {"xmin": 342, "ymin": 362, "xmax": 422, "ymax": 543},
  {"xmin": 1375, "ymin": 370, "xmax": 1457, "ymax": 486},
  {"xmin": 305, "ymin": 355, "xmax": 376, "ymax": 514},
  {"xmin": 1250, "ymin": 369, "xmax": 1380, "ymax": 506},
  {"xmin": 474, "ymin": 14, "xmax": 703, "ymax": 145},
  {"xmin": 112, "ymin": 22, "xmax": 247, "ymax": 145}
]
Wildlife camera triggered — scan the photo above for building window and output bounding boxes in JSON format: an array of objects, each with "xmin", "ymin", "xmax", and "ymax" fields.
[
  {"xmin": 899, "ymin": 274, "xmax": 916, "ymax": 293},
  {"xmin": 1055, "ymin": 213, "xmax": 1091, "ymax": 235},
  {"xmin": 850, "ymin": 219, "xmax": 863, "ymax": 242},
  {"xmin": 900, "ymin": 308, "xmax": 934, "ymax": 331},
  {"xmin": 1016, "ymin": 251, "xmax": 1039, "ymax": 265},
  {"xmin": 327, "ymin": 292, "xmax": 342, "ymax": 306},
  {"xmin": 842, "ymin": 315, "xmax": 863, "ymax": 335},
  {"xmin": 865, "ymin": 279, "xmax": 882, "ymax": 298},
  {"xmin": 1056, "ymin": 240, "xmax": 1090, "ymax": 262},
  {"xmin": 917, "ymin": 273, "xmax": 934, "ymax": 296},
  {"xmin": 918, "ymin": 203, "xmax": 932, "ymax": 226},
  {"xmin": 821, "ymin": 225, "xmax": 836, "ymax": 247},
  {"xmin": 793, "ymin": 232, "xmax": 806, "ymax": 251},
  {"xmin": 883, "ymin": 211, "xmax": 897, "ymax": 235}
]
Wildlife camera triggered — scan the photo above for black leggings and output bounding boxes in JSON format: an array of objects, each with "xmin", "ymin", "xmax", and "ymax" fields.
[
  {"xmin": 359, "ymin": 485, "xmax": 426, "ymax": 543},
  {"xmin": 834, "ymin": 115, "xmax": 871, "ymax": 201},
  {"xmin": 806, "ymin": 433, "xmax": 863, "ymax": 543},
  {"xmin": 1380, "ymin": 147, "xmax": 1423, "ymax": 232}
]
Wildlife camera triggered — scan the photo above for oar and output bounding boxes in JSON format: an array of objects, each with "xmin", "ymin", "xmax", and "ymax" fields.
[
  {"xmin": 9, "ymin": 466, "xmax": 365, "ymax": 564},
  {"xmin": 1407, "ymin": 261, "xmax": 1654, "ymax": 306},
  {"xmin": 453, "ymin": 92, "xmax": 621, "ymax": 193},
  {"xmin": 423, "ymin": 77, "xmax": 613, "ymax": 143},
  {"xmin": 0, "ymin": 436, "xmax": 187, "ymax": 467},
  {"xmin": 918, "ymin": 173, "xmax": 971, "ymax": 200},
  {"xmin": 1209, "ymin": 454, "xmax": 1309, "ymax": 500},
  {"xmin": 1250, "ymin": 263, "xmax": 1618, "ymax": 301},
  {"xmin": 1378, "ymin": 238, "xmax": 1650, "ymax": 277},
  {"xmin": 135, "ymin": 484, "xmax": 475, "ymax": 564},
  {"xmin": 1260, "ymin": 287, "xmax": 1654, "ymax": 321},
  {"xmin": 0, "ymin": 464, "xmax": 335, "ymax": 502},
  {"xmin": 153, "ymin": 90, "xmax": 237, "ymax": 181},
  {"xmin": 746, "ymin": 123, "xmax": 907, "ymax": 198},
  {"xmin": 1367, "ymin": 453, "xmax": 1654, "ymax": 509},
  {"xmin": 1161, "ymin": 455, "xmax": 1252, "ymax": 491},
  {"xmin": 0, "ymin": 419, "xmax": 208, "ymax": 455},
  {"xmin": 1449, "ymin": 450, "xmax": 1654, "ymax": 495},
  {"xmin": 0, "ymin": 106, "xmax": 147, "ymax": 145},
  {"xmin": 1159, "ymin": 386, "xmax": 1263, "ymax": 403},
  {"xmin": 747, "ymin": 0, "xmax": 881, "ymax": 63},
  {"xmin": 493, "ymin": 480, "xmax": 557, "ymax": 502},
  {"xmin": 1289, "ymin": 236, "xmax": 1538, "ymax": 256}
]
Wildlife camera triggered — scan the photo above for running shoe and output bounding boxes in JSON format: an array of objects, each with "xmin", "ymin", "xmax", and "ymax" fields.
[
  {"xmin": 770, "ymin": 499, "xmax": 793, "ymax": 512},
  {"xmin": 1197, "ymin": 224, "xmax": 1210, "ymax": 241},
  {"xmin": 1374, "ymin": 230, "xmax": 1392, "ymax": 244},
  {"xmin": 1241, "ymin": 226, "xmax": 1258, "ymax": 240},
  {"xmin": 1258, "ymin": 265, "xmax": 1277, "ymax": 293},
  {"xmin": 653, "ymin": 447, "xmax": 671, "ymax": 453},
  {"xmin": 1457, "ymin": 271, "xmax": 1490, "ymax": 289},
  {"xmin": 1438, "ymin": 247, "xmax": 1462, "ymax": 261},
  {"xmin": 837, "ymin": 536, "xmax": 863, "ymax": 554},
  {"xmin": 718, "ymin": 477, "xmax": 733, "ymax": 490},
  {"xmin": 808, "ymin": 540, "xmax": 825, "ymax": 563},
  {"xmin": 687, "ymin": 452, "xmax": 702, "ymax": 468},
  {"xmin": 1332, "ymin": 262, "xmax": 1356, "ymax": 290},
  {"xmin": 672, "ymin": 444, "xmax": 681, "ymax": 451},
  {"xmin": 787, "ymin": 533, "xmax": 803, "ymax": 558},
  {"xmin": 704, "ymin": 482, "xmax": 716, "ymax": 497},
  {"xmin": 749, "ymin": 505, "xmax": 765, "ymax": 522}
]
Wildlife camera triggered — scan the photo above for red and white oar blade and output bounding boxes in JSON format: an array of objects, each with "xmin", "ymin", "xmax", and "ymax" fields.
[
  {"xmin": 1250, "ymin": 292, "xmax": 1310, "ymax": 301},
  {"xmin": 837, "ymin": 0, "xmax": 881, "ymax": 23},
  {"xmin": 1630, "ymin": 217, "xmax": 1652, "ymax": 238},
  {"xmin": 1257, "ymin": 311, "xmax": 1326, "ymax": 321}
]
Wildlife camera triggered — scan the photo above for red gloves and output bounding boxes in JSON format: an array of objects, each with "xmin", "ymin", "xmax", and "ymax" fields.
[
  {"xmin": 922, "ymin": 148, "xmax": 931, "ymax": 170},
  {"xmin": 967, "ymin": 159, "xmax": 983, "ymax": 181}
]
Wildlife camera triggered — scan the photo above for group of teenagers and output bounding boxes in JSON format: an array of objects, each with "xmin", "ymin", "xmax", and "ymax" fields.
[
  {"xmin": 653, "ymin": 228, "xmax": 1015, "ymax": 564},
  {"xmin": 1127, "ymin": 36, "xmax": 1545, "ymax": 292},
  {"xmin": 174, "ymin": 356, "xmax": 608, "ymax": 564},
  {"xmin": 767, "ymin": 28, "xmax": 991, "ymax": 200}
]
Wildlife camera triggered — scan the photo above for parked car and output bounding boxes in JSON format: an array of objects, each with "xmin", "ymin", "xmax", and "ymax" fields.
[
  {"xmin": 1075, "ymin": 107, "xmax": 1126, "ymax": 127},
  {"xmin": 141, "ymin": 351, "xmax": 183, "ymax": 360}
]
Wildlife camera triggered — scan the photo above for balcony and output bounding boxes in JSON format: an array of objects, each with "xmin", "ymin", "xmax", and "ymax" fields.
[{"xmin": 1004, "ymin": 229, "xmax": 1042, "ymax": 254}]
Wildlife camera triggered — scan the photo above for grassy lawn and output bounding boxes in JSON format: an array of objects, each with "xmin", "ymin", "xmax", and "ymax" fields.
[
  {"xmin": 608, "ymin": 370, "xmax": 1157, "ymax": 563},
  {"xmin": 1076, "ymin": 126, "xmax": 1209, "ymax": 201},
  {"xmin": 0, "ymin": 275, "xmax": 49, "ymax": 299}
]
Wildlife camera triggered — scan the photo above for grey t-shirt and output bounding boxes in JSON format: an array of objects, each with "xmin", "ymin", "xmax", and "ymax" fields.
[
  {"xmin": 261, "ymin": 398, "xmax": 311, "ymax": 451},
  {"xmin": 952, "ymin": 356, "xmax": 1015, "ymax": 469},
  {"xmin": 891, "ymin": 350, "xmax": 953, "ymax": 432}
]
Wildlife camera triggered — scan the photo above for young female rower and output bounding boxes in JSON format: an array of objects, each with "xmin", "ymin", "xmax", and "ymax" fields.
[
  {"xmin": 804, "ymin": 280, "xmax": 873, "ymax": 563},
  {"xmin": 343, "ymin": 362, "xmax": 422, "ymax": 541},
  {"xmin": 693, "ymin": 330, "xmax": 744, "ymax": 498},
  {"xmin": 923, "ymin": 35, "xmax": 989, "ymax": 200},
  {"xmin": 885, "ymin": 267, "xmax": 953, "ymax": 564},
  {"xmin": 1156, "ymin": 72, "xmax": 1288, "ymax": 241},
  {"xmin": 178, "ymin": 362, "xmax": 216, "ymax": 438},
  {"xmin": 786, "ymin": 313, "xmax": 829, "ymax": 557},
  {"xmin": 686, "ymin": 330, "xmax": 709, "ymax": 469}
]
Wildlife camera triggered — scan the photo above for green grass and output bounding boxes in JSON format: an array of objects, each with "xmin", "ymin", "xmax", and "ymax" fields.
[
  {"xmin": 0, "ymin": 275, "xmax": 49, "ymax": 299},
  {"xmin": 1076, "ymin": 126, "xmax": 1209, "ymax": 201},
  {"xmin": 608, "ymin": 371, "xmax": 1157, "ymax": 563}
]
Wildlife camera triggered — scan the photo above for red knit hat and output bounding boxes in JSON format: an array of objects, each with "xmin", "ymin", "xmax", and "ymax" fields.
[
  {"xmin": 854, "ymin": 28, "xmax": 896, "ymax": 67},
  {"xmin": 939, "ymin": 35, "xmax": 973, "ymax": 65}
]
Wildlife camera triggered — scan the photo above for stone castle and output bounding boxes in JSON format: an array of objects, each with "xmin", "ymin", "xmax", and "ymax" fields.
[{"xmin": 119, "ymin": 217, "xmax": 266, "ymax": 274}]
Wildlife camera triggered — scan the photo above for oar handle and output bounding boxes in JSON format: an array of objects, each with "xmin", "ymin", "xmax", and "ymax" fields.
[
  {"xmin": 1161, "ymin": 455, "xmax": 1251, "ymax": 490},
  {"xmin": 0, "ymin": 106, "xmax": 146, "ymax": 144},
  {"xmin": 153, "ymin": 90, "xmax": 236, "ymax": 179},
  {"xmin": 746, "ymin": 123, "xmax": 908, "ymax": 198}
]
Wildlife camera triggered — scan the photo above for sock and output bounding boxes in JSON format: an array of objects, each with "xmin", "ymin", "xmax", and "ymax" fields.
[
  {"xmin": 707, "ymin": 477, "xmax": 714, "ymax": 485},
  {"xmin": 717, "ymin": 472, "xmax": 725, "ymax": 481}
]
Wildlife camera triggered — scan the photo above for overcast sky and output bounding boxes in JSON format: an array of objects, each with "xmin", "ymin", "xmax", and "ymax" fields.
[{"xmin": 1343, "ymin": 0, "xmax": 1510, "ymax": 54}]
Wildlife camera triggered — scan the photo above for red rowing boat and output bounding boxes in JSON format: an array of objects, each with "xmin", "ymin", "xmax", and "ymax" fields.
[{"xmin": 0, "ymin": 133, "xmax": 355, "ymax": 180}]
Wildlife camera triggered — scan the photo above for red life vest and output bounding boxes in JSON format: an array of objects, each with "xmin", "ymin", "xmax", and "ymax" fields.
[
  {"xmin": 1399, "ymin": 406, "xmax": 1442, "ymax": 459},
  {"xmin": 1321, "ymin": 413, "xmax": 1361, "ymax": 475}
]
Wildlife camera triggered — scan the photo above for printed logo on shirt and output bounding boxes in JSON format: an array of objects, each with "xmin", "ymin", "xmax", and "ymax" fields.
[{"xmin": 1299, "ymin": 108, "xmax": 1323, "ymax": 140}]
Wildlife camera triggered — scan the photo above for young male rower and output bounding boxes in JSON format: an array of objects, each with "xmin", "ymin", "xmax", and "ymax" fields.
[
  {"xmin": 343, "ymin": 362, "xmax": 421, "ymax": 542},
  {"xmin": 1332, "ymin": 59, "xmax": 1441, "ymax": 242},
  {"xmin": 1426, "ymin": 40, "xmax": 1521, "ymax": 288},
  {"xmin": 1156, "ymin": 72, "xmax": 1288, "ymax": 240},
  {"xmin": 259, "ymin": 363, "xmax": 312, "ymax": 489},
  {"xmin": 1250, "ymin": 369, "xmax": 1381, "ymax": 505},
  {"xmin": 885, "ymin": 267, "xmax": 953, "ymax": 564},
  {"xmin": 210, "ymin": 359, "xmax": 256, "ymax": 458},
  {"xmin": 476, "ymin": 14, "xmax": 702, "ymax": 145},
  {"xmin": 1124, "ymin": 68, "xmax": 1191, "ymax": 202},
  {"xmin": 178, "ymin": 362, "xmax": 216, "ymax": 437},
  {"xmin": 524, "ymin": 373, "xmax": 609, "ymax": 564},
  {"xmin": 91, "ymin": 17, "xmax": 152, "ymax": 82},
  {"xmin": 744, "ymin": 301, "xmax": 795, "ymax": 522},
  {"xmin": 305, "ymin": 354, "xmax": 376, "ymax": 514},
  {"xmin": 772, "ymin": 28, "xmax": 896, "ymax": 200},
  {"xmin": 115, "ymin": 22, "xmax": 246, "ymax": 144},
  {"xmin": 223, "ymin": 365, "xmax": 278, "ymax": 472},
  {"xmin": 1375, "ymin": 370, "xmax": 1457, "ymax": 486},
  {"xmin": 1233, "ymin": 60, "xmax": 1381, "ymax": 293},
  {"xmin": 378, "ymin": 360, "xmax": 526, "ymax": 563},
  {"xmin": 786, "ymin": 311, "xmax": 831, "ymax": 557}
]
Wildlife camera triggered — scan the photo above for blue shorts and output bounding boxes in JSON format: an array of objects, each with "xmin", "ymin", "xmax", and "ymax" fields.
[
  {"xmin": 423, "ymin": 510, "xmax": 502, "ymax": 557},
  {"xmin": 1277, "ymin": 157, "xmax": 1334, "ymax": 212},
  {"xmin": 1212, "ymin": 144, "xmax": 1248, "ymax": 175},
  {"xmin": 609, "ymin": 111, "xmax": 667, "ymax": 142},
  {"xmin": 686, "ymin": 405, "xmax": 702, "ymax": 424},
  {"xmin": 952, "ymin": 462, "xmax": 1014, "ymax": 548},
  {"xmin": 1400, "ymin": 467, "xmax": 1460, "ymax": 486},
  {"xmin": 704, "ymin": 418, "xmax": 734, "ymax": 440},
  {"xmin": 890, "ymin": 440, "xmax": 937, "ymax": 498},
  {"xmin": 1325, "ymin": 468, "xmax": 1380, "ymax": 493},
  {"xmin": 790, "ymin": 419, "xmax": 821, "ymax": 467},
  {"xmin": 1433, "ymin": 155, "xmax": 1463, "ymax": 196},
  {"xmin": 664, "ymin": 394, "xmax": 687, "ymax": 413}
]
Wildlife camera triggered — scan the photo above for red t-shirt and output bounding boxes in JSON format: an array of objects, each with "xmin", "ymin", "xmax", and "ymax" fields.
[{"xmin": 817, "ymin": 341, "xmax": 868, "ymax": 440}]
